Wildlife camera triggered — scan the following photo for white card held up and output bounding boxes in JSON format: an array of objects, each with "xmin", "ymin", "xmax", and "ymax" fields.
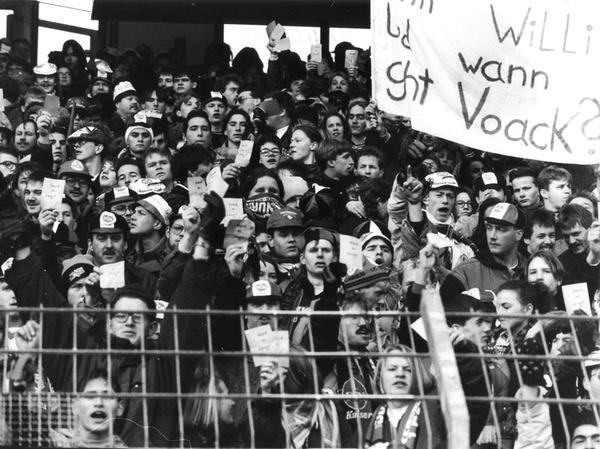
[
  {"xmin": 270, "ymin": 23, "xmax": 286, "ymax": 41},
  {"xmin": 269, "ymin": 330, "xmax": 290, "ymax": 368},
  {"xmin": 235, "ymin": 140, "xmax": 253, "ymax": 167},
  {"xmin": 187, "ymin": 176, "xmax": 207, "ymax": 209},
  {"xmin": 99, "ymin": 261, "xmax": 125, "ymax": 289},
  {"xmin": 338, "ymin": 234, "xmax": 363, "ymax": 273},
  {"xmin": 273, "ymin": 37, "xmax": 291, "ymax": 52},
  {"xmin": 0, "ymin": 88, "xmax": 4, "ymax": 112},
  {"xmin": 310, "ymin": 44, "xmax": 322, "ymax": 63},
  {"xmin": 562, "ymin": 283, "xmax": 592, "ymax": 315},
  {"xmin": 244, "ymin": 325, "xmax": 273, "ymax": 366},
  {"xmin": 344, "ymin": 49, "xmax": 359, "ymax": 69},
  {"xmin": 223, "ymin": 198, "xmax": 244, "ymax": 221},
  {"xmin": 40, "ymin": 178, "xmax": 65, "ymax": 211},
  {"xmin": 206, "ymin": 167, "xmax": 229, "ymax": 197}
]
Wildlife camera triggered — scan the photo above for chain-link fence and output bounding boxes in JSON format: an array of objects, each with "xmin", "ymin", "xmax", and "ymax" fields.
[{"xmin": 1, "ymin": 290, "xmax": 599, "ymax": 448}]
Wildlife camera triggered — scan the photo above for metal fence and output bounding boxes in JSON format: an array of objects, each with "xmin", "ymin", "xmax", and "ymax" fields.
[{"xmin": 0, "ymin": 290, "xmax": 599, "ymax": 448}]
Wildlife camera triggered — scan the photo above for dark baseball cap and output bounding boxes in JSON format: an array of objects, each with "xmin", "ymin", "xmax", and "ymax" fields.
[
  {"xmin": 474, "ymin": 172, "xmax": 506, "ymax": 193},
  {"xmin": 89, "ymin": 211, "xmax": 129, "ymax": 234},
  {"xmin": 246, "ymin": 280, "xmax": 281, "ymax": 305},
  {"xmin": 266, "ymin": 207, "xmax": 303, "ymax": 231}
]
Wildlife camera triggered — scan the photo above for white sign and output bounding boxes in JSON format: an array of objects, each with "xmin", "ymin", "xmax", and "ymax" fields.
[
  {"xmin": 338, "ymin": 234, "xmax": 363, "ymax": 274},
  {"xmin": 562, "ymin": 283, "xmax": 592, "ymax": 315},
  {"xmin": 235, "ymin": 140, "xmax": 253, "ymax": 167},
  {"xmin": 206, "ymin": 167, "xmax": 229, "ymax": 197},
  {"xmin": 40, "ymin": 178, "xmax": 65, "ymax": 211},
  {"xmin": 372, "ymin": 0, "xmax": 600, "ymax": 164},
  {"xmin": 311, "ymin": 44, "xmax": 323, "ymax": 63},
  {"xmin": 99, "ymin": 261, "xmax": 125, "ymax": 289}
]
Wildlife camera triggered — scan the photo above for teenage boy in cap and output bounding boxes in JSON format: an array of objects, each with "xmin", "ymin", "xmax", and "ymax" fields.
[
  {"xmin": 203, "ymin": 92, "xmax": 227, "ymax": 147},
  {"xmin": 68, "ymin": 125, "xmax": 107, "ymax": 181},
  {"xmin": 280, "ymin": 228, "xmax": 338, "ymax": 345},
  {"xmin": 266, "ymin": 207, "xmax": 305, "ymax": 277},
  {"xmin": 127, "ymin": 194, "xmax": 172, "ymax": 276},
  {"xmin": 359, "ymin": 222, "xmax": 393, "ymax": 269},
  {"xmin": 33, "ymin": 62, "xmax": 57, "ymax": 95},
  {"xmin": 120, "ymin": 111, "xmax": 153, "ymax": 161},
  {"xmin": 109, "ymin": 80, "xmax": 140, "ymax": 137},
  {"xmin": 58, "ymin": 160, "xmax": 92, "ymax": 216},
  {"xmin": 104, "ymin": 185, "xmax": 138, "ymax": 226},
  {"xmin": 60, "ymin": 254, "xmax": 97, "ymax": 308},
  {"xmin": 473, "ymin": 172, "xmax": 506, "ymax": 205},
  {"xmin": 393, "ymin": 170, "xmax": 475, "ymax": 268},
  {"xmin": 441, "ymin": 202, "xmax": 526, "ymax": 304}
]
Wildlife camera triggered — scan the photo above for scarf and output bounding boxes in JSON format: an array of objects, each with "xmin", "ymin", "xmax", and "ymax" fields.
[
  {"xmin": 283, "ymin": 399, "xmax": 340, "ymax": 448},
  {"xmin": 364, "ymin": 403, "xmax": 421, "ymax": 449},
  {"xmin": 424, "ymin": 209, "xmax": 454, "ymax": 227}
]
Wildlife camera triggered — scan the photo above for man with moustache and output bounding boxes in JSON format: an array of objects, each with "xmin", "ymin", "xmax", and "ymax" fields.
[
  {"xmin": 88, "ymin": 211, "xmax": 156, "ymax": 295},
  {"xmin": 558, "ymin": 204, "xmax": 599, "ymax": 298},
  {"xmin": 109, "ymin": 80, "xmax": 140, "ymax": 138},
  {"xmin": 58, "ymin": 160, "xmax": 94, "ymax": 248}
]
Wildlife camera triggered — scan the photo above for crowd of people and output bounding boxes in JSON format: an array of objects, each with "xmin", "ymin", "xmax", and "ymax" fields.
[{"xmin": 0, "ymin": 29, "xmax": 597, "ymax": 449}]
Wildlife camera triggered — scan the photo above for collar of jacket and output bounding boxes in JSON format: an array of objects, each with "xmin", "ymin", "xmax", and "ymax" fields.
[{"xmin": 477, "ymin": 249, "xmax": 526, "ymax": 271}]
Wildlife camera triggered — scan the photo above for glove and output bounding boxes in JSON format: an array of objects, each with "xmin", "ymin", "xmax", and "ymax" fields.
[
  {"xmin": 322, "ymin": 262, "xmax": 347, "ymax": 301},
  {"xmin": 198, "ymin": 191, "xmax": 225, "ymax": 243}
]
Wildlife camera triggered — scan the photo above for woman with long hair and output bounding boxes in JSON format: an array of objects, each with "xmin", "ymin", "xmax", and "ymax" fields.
[{"xmin": 365, "ymin": 344, "xmax": 444, "ymax": 448}]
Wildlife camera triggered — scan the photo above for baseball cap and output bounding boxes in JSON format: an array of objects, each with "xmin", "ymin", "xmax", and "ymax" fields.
[
  {"xmin": 33, "ymin": 62, "xmax": 57, "ymax": 76},
  {"xmin": 67, "ymin": 126, "xmax": 108, "ymax": 146},
  {"xmin": 58, "ymin": 159, "xmax": 92, "ymax": 179},
  {"xmin": 136, "ymin": 194, "xmax": 172, "ymax": 226},
  {"xmin": 113, "ymin": 80, "xmax": 137, "ymax": 103},
  {"xmin": 474, "ymin": 172, "xmax": 506, "ymax": 193},
  {"xmin": 202, "ymin": 91, "xmax": 227, "ymax": 107},
  {"xmin": 89, "ymin": 211, "xmax": 129, "ymax": 234},
  {"xmin": 125, "ymin": 111, "xmax": 154, "ymax": 142},
  {"xmin": 357, "ymin": 221, "xmax": 393, "ymax": 252},
  {"xmin": 343, "ymin": 266, "xmax": 390, "ymax": 291},
  {"xmin": 246, "ymin": 280, "xmax": 282, "ymax": 305},
  {"xmin": 266, "ymin": 207, "xmax": 303, "ymax": 231},
  {"xmin": 303, "ymin": 227, "xmax": 337, "ymax": 249},
  {"xmin": 424, "ymin": 172, "xmax": 459, "ymax": 191},
  {"xmin": 104, "ymin": 186, "xmax": 137, "ymax": 208},
  {"xmin": 61, "ymin": 254, "xmax": 94, "ymax": 286},
  {"xmin": 484, "ymin": 202, "xmax": 525, "ymax": 228}
]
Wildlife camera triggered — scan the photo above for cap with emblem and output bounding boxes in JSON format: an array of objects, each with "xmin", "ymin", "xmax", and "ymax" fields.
[
  {"xmin": 104, "ymin": 186, "xmax": 138, "ymax": 208},
  {"xmin": 61, "ymin": 254, "xmax": 94, "ymax": 286},
  {"xmin": 58, "ymin": 159, "xmax": 92, "ymax": 179},
  {"xmin": 113, "ymin": 80, "xmax": 137, "ymax": 103},
  {"xmin": 303, "ymin": 227, "xmax": 337, "ymax": 249},
  {"xmin": 203, "ymin": 91, "xmax": 227, "ymax": 107},
  {"xmin": 358, "ymin": 221, "xmax": 393, "ymax": 252},
  {"xmin": 33, "ymin": 62, "xmax": 57, "ymax": 76},
  {"xmin": 246, "ymin": 280, "xmax": 282, "ymax": 305},
  {"xmin": 424, "ymin": 172, "xmax": 459, "ymax": 191},
  {"xmin": 125, "ymin": 111, "xmax": 154, "ymax": 142},
  {"xmin": 67, "ymin": 126, "xmax": 107, "ymax": 146},
  {"xmin": 474, "ymin": 172, "xmax": 506, "ymax": 193},
  {"xmin": 266, "ymin": 207, "xmax": 303, "ymax": 231},
  {"xmin": 343, "ymin": 266, "xmax": 390, "ymax": 291},
  {"xmin": 89, "ymin": 211, "xmax": 129, "ymax": 234},
  {"xmin": 91, "ymin": 58, "xmax": 113, "ymax": 82},
  {"xmin": 484, "ymin": 202, "xmax": 525, "ymax": 229},
  {"xmin": 135, "ymin": 194, "xmax": 172, "ymax": 226},
  {"xmin": 129, "ymin": 178, "xmax": 166, "ymax": 197}
]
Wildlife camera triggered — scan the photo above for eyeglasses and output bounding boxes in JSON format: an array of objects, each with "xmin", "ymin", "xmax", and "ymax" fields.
[
  {"xmin": 112, "ymin": 312, "xmax": 144, "ymax": 324},
  {"xmin": 0, "ymin": 161, "xmax": 16, "ymax": 169},
  {"xmin": 456, "ymin": 201, "xmax": 472, "ymax": 207},
  {"xmin": 64, "ymin": 177, "xmax": 90, "ymax": 187},
  {"xmin": 260, "ymin": 148, "xmax": 280, "ymax": 156},
  {"xmin": 111, "ymin": 204, "xmax": 135, "ymax": 215}
]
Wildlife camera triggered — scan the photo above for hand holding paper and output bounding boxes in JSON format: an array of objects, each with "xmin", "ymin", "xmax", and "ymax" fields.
[{"xmin": 99, "ymin": 261, "xmax": 125, "ymax": 289}]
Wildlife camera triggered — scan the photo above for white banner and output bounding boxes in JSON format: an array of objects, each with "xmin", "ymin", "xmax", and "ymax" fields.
[{"xmin": 372, "ymin": 0, "xmax": 600, "ymax": 164}]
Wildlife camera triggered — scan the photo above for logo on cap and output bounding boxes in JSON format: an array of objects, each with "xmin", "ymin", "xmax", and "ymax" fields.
[
  {"xmin": 71, "ymin": 160, "xmax": 85, "ymax": 171},
  {"xmin": 69, "ymin": 267, "xmax": 85, "ymax": 282},
  {"xmin": 488, "ymin": 203, "xmax": 510, "ymax": 220},
  {"xmin": 100, "ymin": 211, "xmax": 117, "ymax": 229},
  {"xmin": 481, "ymin": 172, "xmax": 498, "ymax": 185},
  {"xmin": 252, "ymin": 280, "xmax": 270, "ymax": 296},
  {"xmin": 113, "ymin": 186, "xmax": 129, "ymax": 198}
]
